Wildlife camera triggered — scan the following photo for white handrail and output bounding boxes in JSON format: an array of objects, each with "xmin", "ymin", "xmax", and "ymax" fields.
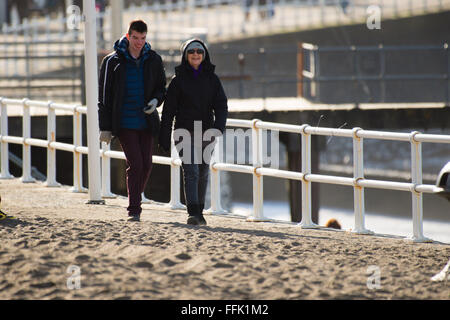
[{"xmin": 0, "ymin": 97, "xmax": 449, "ymax": 242}]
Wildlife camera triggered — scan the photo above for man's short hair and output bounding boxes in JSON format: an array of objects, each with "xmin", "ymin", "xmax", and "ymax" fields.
[{"xmin": 128, "ymin": 20, "xmax": 147, "ymax": 35}]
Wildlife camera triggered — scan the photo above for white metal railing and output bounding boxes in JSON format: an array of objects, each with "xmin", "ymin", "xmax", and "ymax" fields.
[{"xmin": 1, "ymin": 97, "xmax": 449, "ymax": 242}]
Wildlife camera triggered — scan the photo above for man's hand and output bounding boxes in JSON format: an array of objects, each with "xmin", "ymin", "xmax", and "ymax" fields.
[
  {"xmin": 143, "ymin": 98, "xmax": 158, "ymax": 115},
  {"xmin": 99, "ymin": 131, "xmax": 112, "ymax": 145}
]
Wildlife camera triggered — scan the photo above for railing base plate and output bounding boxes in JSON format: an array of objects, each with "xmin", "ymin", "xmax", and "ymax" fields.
[
  {"xmin": 86, "ymin": 200, "xmax": 106, "ymax": 205},
  {"xmin": 71, "ymin": 187, "xmax": 88, "ymax": 193},
  {"xmin": 166, "ymin": 203, "xmax": 186, "ymax": 210},
  {"xmin": 405, "ymin": 236, "xmax": 433, "ymax": 243},
  {"xmin": 351, "ymin": 229, "xmax": 374, "ymax": 235},
  {"xmin": 299, "ymin": 222, "xmax": 320, "ymax": 229}
]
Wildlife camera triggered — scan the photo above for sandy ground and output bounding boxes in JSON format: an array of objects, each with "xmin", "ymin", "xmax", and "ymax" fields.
[{"xmin": 0, "ymin": 178, "xmax": 449, "ymax": 300}]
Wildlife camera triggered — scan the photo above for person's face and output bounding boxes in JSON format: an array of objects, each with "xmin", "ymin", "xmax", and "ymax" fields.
[
  {"xmin": 187, "ymin": 47, "xmax": 204, "ymax": 70},
  {"xmin": 127, "ymin": 30, "xmax": 147, "ymax": 53}
]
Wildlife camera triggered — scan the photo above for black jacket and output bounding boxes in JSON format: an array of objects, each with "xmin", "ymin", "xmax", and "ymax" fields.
[
  {"xmin": 159, "ymin": 39, "xmax": 228, "ymax": 150},
  {"xmin": 98, "ymin": 37, "xmax": 166, "ymax": 137}
]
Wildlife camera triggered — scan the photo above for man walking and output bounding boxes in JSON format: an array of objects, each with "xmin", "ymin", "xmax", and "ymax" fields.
[{"xmin": 98, "ymin": 19, "xmax": 166, "ymax": 221}]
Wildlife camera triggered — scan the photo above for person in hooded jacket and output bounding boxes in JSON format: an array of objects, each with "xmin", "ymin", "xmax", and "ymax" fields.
[
  {"xmin": 98, "ymin": 19, "xmax": 166, "ymax": 221},
  {"xmin": 159, "ymin": 39, "xmax": 228, "ymax": 226}
]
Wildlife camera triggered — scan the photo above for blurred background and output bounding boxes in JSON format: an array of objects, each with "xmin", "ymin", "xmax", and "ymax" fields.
[{"xmin": 1, "ymin": 0, "xmax": 449, "ymax": 241}]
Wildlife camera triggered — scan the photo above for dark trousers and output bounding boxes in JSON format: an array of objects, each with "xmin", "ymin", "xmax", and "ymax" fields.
[
  {"xmin": 118, "ymin": 128, "xmax": 154, "ymax": 216},
  {"xmin": 176, "ymin": 136, "xmax": 214, "ymax": 206},
  {"xmin": 182, "ymin": 162, "xmax": 209, "ymax": 206}
]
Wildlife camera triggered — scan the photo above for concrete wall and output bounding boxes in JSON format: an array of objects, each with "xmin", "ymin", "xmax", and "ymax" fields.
[{"xmin": 210, "ymin": 11, "xmax": 450, "ymax": 102}]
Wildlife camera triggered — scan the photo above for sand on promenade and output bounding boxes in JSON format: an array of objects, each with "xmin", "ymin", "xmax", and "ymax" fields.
[{"xmin": 0, "ymin": 178, "xmax": 449, "ymax": 300}]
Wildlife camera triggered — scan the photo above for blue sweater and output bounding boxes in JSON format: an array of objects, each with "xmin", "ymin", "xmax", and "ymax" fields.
[{"xmin": 114, "ymin": 37, "xmax": 151, "ymax": 130}]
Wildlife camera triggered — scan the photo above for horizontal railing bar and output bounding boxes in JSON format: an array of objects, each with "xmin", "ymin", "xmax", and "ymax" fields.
[
  {"xmin": 212, "ymin": 162, "xmax": 254, "ymax": 174},
  {"xmin": 226, "ymin": 119, "xmax": 253, "ymax": 128},
  {"xmin": 1, "ymin": 136, "xmax": 23, "ymax": 144},
  {"xmin": 1, "ymin": 98, "xmax": 24, "ymax": 105},
  {"xmin": 306, "ymin": 174, "xmax": 354, "ymax": 186},
  {"xmin": 76, "ymin": 106, "xmax": 87, "ymax": 114},
  {"xmin": 50, "ymin": 103, "xmax": 78, "ymax": 112},
  {"xmin": 414, "ymin": 133, "xmax": 450, "ymax": 144},
  {"xmin": 152, "ymin": 155, "xmax": 173, "ymax": 166},
  {"xmin": 257, "ymin": 167, "xmax": 304, "ymax": 180},
  {"xmin": 101, "ymin": 151, "xmax": 181, "ymax": 167},
  {"xmin": 50, "ymin": 141, "xmax": 75, "ymax": 152},
  {"xmin": 255, "ymin": 121, "xmax": 304, "ymax": 134},
  {"xmin": 75, "ymin": 146, "xmax": 88, "ymax": 154},
  {"xmin": 357, "ymin": 130, "xmax": 411, "ymax": 141},
  {"xmin": 416, "ymin": 185, "xmax": 443, "ymax": 193},
  {"xmin": 25, "ymin": 137, "xmax": 49, "ymax": 148},
  {"xmin": 26, "ymin": 100, "xmax": 50, "ymax": 108},
  {"xmin": 1, "ymin": 99, "xmax": 88, "ymax": 114},
  {"xmin": 304, "ymin": 126, "xmax": 354, "ymax": 137},
  {"xmin": 102, "ymin": 150, "xmax": 126, "ymax": 160},
  {"xmin": 358, "ymin": 179, "xmax": 412, "ymax": 192}
]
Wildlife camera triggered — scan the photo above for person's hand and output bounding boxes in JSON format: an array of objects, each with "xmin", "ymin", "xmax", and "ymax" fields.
[
  {"xmin": 143, "ymin": 98, "xmax": 158, "ymax": 115},
  {"xmin": 99, "ymin": 131, "xmax": 112, "ymax": 145}
]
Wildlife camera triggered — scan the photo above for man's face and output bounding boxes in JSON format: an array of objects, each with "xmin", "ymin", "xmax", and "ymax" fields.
[{"xmin": 127, "ymin": 30, "xmax": 147, "ymax": 53}]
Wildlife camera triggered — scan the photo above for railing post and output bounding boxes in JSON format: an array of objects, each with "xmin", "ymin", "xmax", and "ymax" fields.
[
  {"xmin": 299, "ymin": 125, "xmax": 318, "ymax": 228},
  {"xmin": 208, "ymin": 134, "xmax": 227, "ymax": 215},
  {"xmin": 71, "ymin": 107, "xmax": 87, "ymax": 193},
  {"xmin": 248, "ymin": 119, "xmax": 269, "ymax": 221},
  {"xmin": 21, "ymin": 98, "xmax": 34, "ymax": 183},
  {"xmin": 167, "ymin": 134, "xmax": 185, "ymax": 210},
  {"xmin": 446, "ymin": 43, "xmax": 449, "ymax": 105},
  {"xmin": 83, "ymin": 0, "xmax": 104, "ymax": 204},
  {"xmin": 408, "ymin": 131, "xmax": 431, "ymax": 242},
  {"xmin": 0, "ymin": 98, "xmax": 13, "ymax": 179},
  {"xmin": 297, "ymin": 42, "xmax": 304, "ymax": 97},
  {"xmin": 100, "ymin": 142, "xmax": 116, "ymax": 198},
  {"xmin": 351, "ymin": 127, "xmax": 373, "ymax": 234},
  {"xmin": 45, "ymin": 101, "xmax": 60, "ymax": 187}
]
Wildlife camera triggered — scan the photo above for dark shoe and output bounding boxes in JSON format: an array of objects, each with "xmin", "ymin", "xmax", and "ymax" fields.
[
  {"xmin": 187, "ymin": 204, "xmax": 201, "ymax": 225},
  {"xmin": 128, "ymin": 214, "xmax": 140, "ymax": 222},
  {"xmin": 187, "ymin": 215, "xmax": 200, "ymax": 225},
  {"xmin": 197, "ymin": 203, "xmax": 207, "ymax": 225},
  {"xmin": 197, "ymin": 214, "xmax": 207, "ymax": 226}
]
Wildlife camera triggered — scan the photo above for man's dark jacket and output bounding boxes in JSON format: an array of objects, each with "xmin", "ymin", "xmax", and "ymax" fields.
[
  {"xmin": 98, "ymin": 36, "xmax": 166, "ymax": 137},
  {"xmin": 159, "ymin": 39, "xmax": 228, "ymax": 150}
]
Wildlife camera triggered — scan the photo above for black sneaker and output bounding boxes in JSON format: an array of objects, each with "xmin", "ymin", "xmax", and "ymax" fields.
[
  {"xmin": 187, "ymin": 215, "xmax": 200, "ymax": 225},
  {"xmin": 197, "ymin": 214, "xmax": 207, "ymax": 226}
]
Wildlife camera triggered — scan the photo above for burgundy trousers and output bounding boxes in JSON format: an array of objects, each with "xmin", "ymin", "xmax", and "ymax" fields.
[{"xmin": 118, "ymin": 128, "xmax": 154, "ymax": 216}]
